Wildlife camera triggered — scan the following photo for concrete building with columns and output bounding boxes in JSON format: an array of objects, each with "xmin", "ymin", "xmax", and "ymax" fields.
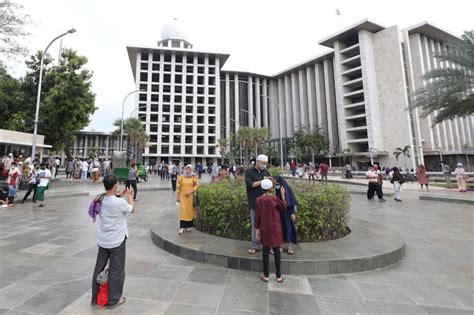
[{"xmin": 126, "ymin": 18, "xmax": 473, "ymax": 170}]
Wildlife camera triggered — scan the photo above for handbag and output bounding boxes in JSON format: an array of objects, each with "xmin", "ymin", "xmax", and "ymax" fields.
[{"xmin": 96, "ymin": 269, "xmax": 108, "ymax": 285}]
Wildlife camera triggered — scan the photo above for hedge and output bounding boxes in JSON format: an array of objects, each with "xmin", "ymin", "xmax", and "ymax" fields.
[{"xmin": 195, "ymin": 177, "xmax": 350, "ymax": 242}]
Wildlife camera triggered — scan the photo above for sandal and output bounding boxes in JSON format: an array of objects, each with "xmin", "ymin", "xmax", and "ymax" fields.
[
  {"xmin": 178, "ymin": 228, "xmax": 184, "ymax": 235},
  {"xmin": 287, "ymin": 247, "xmax": 294, "ymax": 255},
  {"xmin": 276, "ymin": 276, "xmax": 285, "ymax": 283},
  {"xmin": 259, "ymin": 274, "xmax": 269, "ymax": 282},
  {"xmin": 107, "ymin": 297, "xmax": 126, "ymax": 309},
  {"xmin": 269, "ymin": 249, "xmax": 274, "ymax": 255},
  {"xmin": 248, "ymin": 248, "xmax": 258, "ymax": 254}
]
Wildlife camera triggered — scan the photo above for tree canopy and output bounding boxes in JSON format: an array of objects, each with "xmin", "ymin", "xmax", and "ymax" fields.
[{"xmin": 413, "ymin": 30, "xmax": 474, "ymax": 124}]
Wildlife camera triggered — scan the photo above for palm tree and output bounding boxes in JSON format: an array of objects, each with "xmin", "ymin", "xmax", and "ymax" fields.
[
  {"xmin": 218, "ymin": 138, "xmax": 228, "ymax": 164},
  {"xmin": 113, "ymin": 118, "xmax": 149, "ymax": 162},
  {"xmin": 393, "ymin": 145, "xmax": 411, "ymax": 170},
  {"xmin": 413, "ymin": 30, "xmax": 474, "ymax": 124}
]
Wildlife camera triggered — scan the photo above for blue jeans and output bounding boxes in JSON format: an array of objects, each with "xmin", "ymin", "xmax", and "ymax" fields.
[
  {"xmin": 250, "ymin": 208, "xmax": 259, "ymax": 249},
  {"xmin": 81, "ymin": 170, "xmax": 87, "ymax": 181}
]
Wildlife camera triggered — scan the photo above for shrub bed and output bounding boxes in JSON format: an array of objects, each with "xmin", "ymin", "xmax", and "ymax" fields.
[{"xmin": 195, "ymin": 177, "xmax": 350, "ymax": 242}]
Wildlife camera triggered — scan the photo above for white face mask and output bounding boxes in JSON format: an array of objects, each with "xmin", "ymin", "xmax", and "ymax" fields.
[{"xmin": 259, "ymin": 163, "xmax": 267, "ymax": 170}]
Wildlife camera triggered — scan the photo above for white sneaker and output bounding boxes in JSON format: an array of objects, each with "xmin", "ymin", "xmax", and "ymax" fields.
[{"xmin": 178, "ymin": 228, "xmax": 184, "ymax": 235}]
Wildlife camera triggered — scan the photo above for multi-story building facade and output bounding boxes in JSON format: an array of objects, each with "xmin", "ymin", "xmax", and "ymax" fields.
[
  {"xmin": 127, "ymin": 18, "xmax": 473, "ymax": 170},
  {"xmin": 72, "ymin": 130, "xmax": 128, "ymax": 159}
]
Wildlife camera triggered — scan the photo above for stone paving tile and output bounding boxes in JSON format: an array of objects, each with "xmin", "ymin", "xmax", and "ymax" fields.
[
  {"xmin": 124, "ymin": 277, "xmax": 183, "ymax": 302},
  {"xmin": 217, "ymin": 285, "xmax": 269, "ymax": 314},
  {"xmin": 345, "ymin": 270, "xmax": 388, "ymax": 284},
  {"xmin": 365, "ymin": 301, "xmax": 427, "ymax": 315},
  {"xmin": 402, "ymin": 283, "xmax": 468, "ymax": 309},
  {"xmin": 447, "ymin": 289, "xmax": 474, "ymax": 310},
  {"xmin": 420, "ymin": 305, "xmax": 474, "ymax": 315},
  {"xmin": 172, "ymin": 281, "xmax": 223, "ymax": 309},
  {"xmin": 148, "ymin": 265, "xmax": 194, "ymax": 281},
  {"xmin": 353, "ymin": 282, "xmax": 416, "ymax": 304},
  {"xmin": 14, "ymin": 287, "xmax": 85, "ymax": 314},
  {"xmin": 307, "ymin": 277, "xmax": 363, "ymax": 301},
  {"xmin": 0, "ymin": 284, "xmax": 49, "ymax": 310},
  {"xmin": 0, "ymin": 266, "xmax": 43, "ymax": 284},
  {"xmin": 269, "ymin": 291, "xmax": 320, "ymax": 315},
  {"xmin": 267, "ymin": 275, "xmax": 313, "ymax": 296},
  {"xmin": 57, "ymin": 292, "xmax": 107, "ymax": 315},
  {"xmin": 315, "ymin": 296, "xmax": 371, "ymax": 315},
  {"xmin": 165, "ymin": 303, "xmax": 215, "ymax": 315},
  {"xmin": 107, "ymin": 297, "xmax": 170, "ymax": 314},
  {"xmin": 186, "ymin": 266, "xmax": 229, "ymax": 285}
]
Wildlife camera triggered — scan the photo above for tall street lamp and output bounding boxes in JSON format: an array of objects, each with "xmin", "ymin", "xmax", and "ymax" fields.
[
  {"xmin": 120, "ymin": 89, "xmax": 145, "ymax": 151},
  {"xmin": 31, "ymin": 28, "xmax": 76, "ymax": 161},
  {"xmin": 264, "ymin": 96, "xmax": 284, "ymax": 172},
  {"xmin": 368, "ymin": 147, "xmax": 378, "ymax": 165},
  {"xmin": 240, "ymin": 109, "xmax": 257, "ymax": 127}
]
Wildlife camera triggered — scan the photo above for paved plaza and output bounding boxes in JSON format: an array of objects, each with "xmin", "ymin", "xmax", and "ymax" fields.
[{"xmin": 0, "ymin": 176, "xmax": 473, "ymax": 314}]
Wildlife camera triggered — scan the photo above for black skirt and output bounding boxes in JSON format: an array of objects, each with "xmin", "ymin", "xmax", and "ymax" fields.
[{"xmin": 180, "ymin": 220, "xmax": 194, "ymax": 228}]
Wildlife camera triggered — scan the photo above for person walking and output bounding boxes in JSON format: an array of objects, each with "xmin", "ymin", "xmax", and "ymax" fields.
[
  {"xmin": 170, "ymin": 162, "xmax": 180, "ymax": 192},
  {"xmin": 290, "ymin": 161, "xmax": 296, "ymax": 177},
  {"xmin": 65, "ymin": 158, "xmax": 75, "ymax": 180},
  {"xmin": 125, "ymin": 162, "xmax": 138, "ymax": 200},
  {"xmin": 90, "ymin": 175, "xmax": 135, "ymax": 309},
  {"xmin": 36, "ymin": 163, "xmax": 52, "ymax": 207},
  {"xmin": 176, "ymin": 165, "xmax": 199, "ymax": 235},
  {"xmin": 416, "ymin": 164, "xmax": 429, "ymax": 190},
  {"xmin": 255, "ymin": 179, "xmax": 287, "ymax": 283},
  {"xmin": 454, "ymin": 163, "xmax": 468, "ymax": 192},
  {"xmin": 345, "ymin": 163, "xmax": 353, "ymax": 179},
  {"xmin": 245, "ymin": 154, "xmax": 271, "ymax": 255},
  {"xmin": 390, "ymin": 167, "xmax": 405, "ymax": 202},
  {"xmin": 7, "ymin": 162, "xmax": 21, "ymax": 204},
  {"xmin": 441, "ymin": 161, "xmax": 452, "ymax": 188},
  {"xmin": 21, "ymin": 164, "xmax": 39, "ymax": 204},
  {"xmin": 211, "ymin": 163, "xmax": 219, "ymax": 181},
  {"xmin": 74, "ymin": 158, "xmax": 82, "ymax": 179},
  {"xmin": 307, "ymin": 163, "xmax": 316, "ymax": 182},
  {"xmin": 103, "ymin": 158, "xmax": 111, "ymax": 177},
  {"xmin": 319, "ymin": 162, "xmax": 329, "ymax": 184},
  {"xmin": 91, "ymin": 159, "xmax": 101, "ymax": 183},
  {"xmin": 275, "ymin": 176, "xmax": 297, "ymax": 254},
  {"xmin": 366, "ymin": 165, "xmax": 385, "ymax": 202},
  {"xmin": 296, "ymin": 164, "xmax": 305, "ymax": 179},
  {"xmin": 81, "ymin": 159, "xmax": 89, "ymax": 181}
]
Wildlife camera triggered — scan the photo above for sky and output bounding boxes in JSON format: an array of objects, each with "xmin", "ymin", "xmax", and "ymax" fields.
[{"xmin": 9, "ymin": 0, "xmax": 474, "ymax": 132}]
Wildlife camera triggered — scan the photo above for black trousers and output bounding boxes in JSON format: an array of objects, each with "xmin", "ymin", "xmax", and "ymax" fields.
[
  {"xmin": 180, "ymin": 220, "xmax": 194, "ymax": 228},
  {"xmin": 262, "ymin": 247, "xmax": 281, "ymax": 278},
  {"xmin": 171, "ymin": 174, "xmax": 177, "ymax": 191},
  {"xmin": 308, "ymin": 174, "xmax": 315, "ymax": 181},
  {"xmin": 367, "ymin": 182, "xmax": 383, "ymax": 200},
  {"xmin": 22, "ymin": 183, "xmax": 37, "ymax": 202},
  {"xmin": 91, "ymin": 239, "xmax": 126, "ymax": 306},
  {"xmin": 125, "ymin": 180, "xmax": 137, "ymax": 199}
]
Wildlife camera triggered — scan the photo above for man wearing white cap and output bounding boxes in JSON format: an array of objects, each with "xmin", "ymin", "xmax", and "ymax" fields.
[
  {"xmin": 454, "ymin": 163, "xmax": 467, "ymax": 192},
  {"xmin": 245, "ymin": 154, "xmax": 271, "ymax": 254}
]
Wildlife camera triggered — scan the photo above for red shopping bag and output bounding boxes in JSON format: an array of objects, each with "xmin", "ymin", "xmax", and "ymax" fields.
[{"xmin": 97, "ymin": 283, "xmax": 109, "ymax": 306}]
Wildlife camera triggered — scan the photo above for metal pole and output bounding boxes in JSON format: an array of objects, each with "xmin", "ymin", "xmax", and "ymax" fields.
[
  {"xmin": 32, "ymin": 29, "xmax": 76, "ymax": 161},
  {"xmin": 120, "ymin": 89, "xmax": 143, "ymax": 151},
  {"xmin": 263, "ymin": 96, "xmax": 284, "ymax": 172}
]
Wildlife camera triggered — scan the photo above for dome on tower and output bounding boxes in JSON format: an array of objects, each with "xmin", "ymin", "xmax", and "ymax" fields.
[{"xmin": 161, "ymin": 18, "xmax": 187, "ymax": 41}]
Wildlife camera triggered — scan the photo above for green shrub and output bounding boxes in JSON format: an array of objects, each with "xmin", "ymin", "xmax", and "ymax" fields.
[{"xmin": 195, "ymin": 178, "xmax": 350, "ymax": 242}]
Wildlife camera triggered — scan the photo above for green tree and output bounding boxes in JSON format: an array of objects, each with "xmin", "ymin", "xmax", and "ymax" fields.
[
  {"xmin": 113, "ymin": 118, "xmax": 149, "ymax": 162},
  {"xmin": 289, "ymin": 127, "xmax": 328, "ymax": 163},
  {"xmin": 0, "ymin": 64, "xmax": 24, "ymax": 128},
  {"xmin": 393, "ymin": 145, "xmax": 411, "ymax": 170},
  {"xmin": 0, "ymin": 0, "xmax": 33, "ymax": 63},
  {"xmin": 413, "ymin": 30, "xmax": 474, "ymax": 124},
  {"xmin": 218, "ymin": 138, "xmax": 228, "ymax": 163},
  {"xmin": 27, "ymin": 49, "xmax": 97, "ymax": 158},
  {"xmin": 9, "ymin": 111, "xmax": 25, "ymax": 131}
]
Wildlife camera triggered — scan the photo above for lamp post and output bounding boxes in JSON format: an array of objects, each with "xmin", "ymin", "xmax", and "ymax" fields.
[
  {"xmin": 438, "ymin": 146, "xmax": 443, "ymax": 171},
  {"xmin": 264, "ymin": 96, "xmax": 284, "ymax": 172},
  {"xmin": 240, "ymin": 109, "xmax": 257, "ymax": 127},
  {"xmin": 31, "ymin": 29, "xmax": 76, "ymax": 161},
  {"xmin": 368, "ymin": 147, "xmax": 378, "ymax": 165},
  {"xmin": 120, "ymin": 89, "xmax": 145, "ymax": 151}
]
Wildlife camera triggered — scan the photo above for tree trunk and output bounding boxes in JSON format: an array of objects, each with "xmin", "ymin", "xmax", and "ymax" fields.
[{"xmin": 63, "ymin": 137, "xmax": 73, "ymax": 160}]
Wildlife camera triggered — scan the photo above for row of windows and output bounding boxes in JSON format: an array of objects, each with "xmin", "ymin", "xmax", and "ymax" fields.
[
  {"xmin": 140, "ymin": 73, "xmax": 217, "ymax": 85},
  {"xmin": 138, "ymin": 104, "xmax": 216, "ymax": 114},
  {"xmin": 139, "ymin": 84, "xmax": 216, "ymax": 95},
  {"xmin": 149, "ymin": 135, "xmax": 216, "ymax": 144},
  {"xmin": 141, "ymin": 52, "xmax": 216, "ymax": 65},
  {"xmin": 138, "ymin": 94, "xmax": 216, "ymax": 105},
  {"xmin": 152, "ymin": 146, "xmax": 216, "ymax": 155},
  {"xmin": 148, "ymin": 124, "xmax": 215, "ymax": 134},
  {"xmin": 140, "ymin": 63, "xmax": 216, "ymax": 74},
  {"xmin": 139, "ymin": 113, "xmax": 216, "ymax": 124}
]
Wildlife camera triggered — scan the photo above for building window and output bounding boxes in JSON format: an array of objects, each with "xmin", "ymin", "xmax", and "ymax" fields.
[
  {"xmin": 198, "ymin": 56, "xmax": 204, "ymax": 64},
  {"xmin": 175, "ymin": 86, "xmax": 182, "ymax": 94},
  {"xmin": 141, "ymin": 52, "xmax": 149, "ymax": 61},
  {"xmin": 172, "ymin": 40, "xmax": 180, "ymax": 48},
  {"xmin": 174, "ymin": 105, "xmax": 182, "ymax": 113},
  {"xmin": 152, "ymin": 63, "xmax": 160, "ymax": 71},
  {"xmin": 162, "ymin": 125, "xmax": 170, "ymax": 133},
  {"xmin": 139, "ymin": 94, "xmax": 147, "ymax": 101},
  {"xmin": 186, "ymin": 106, "xmax": 193, "ymax": 114},
  {"xmin": 197, "ymin": 146, "xmax": 204, "ymax": 155},
  {"xmin": 173, "ymin": 146, "xmax": 181, "ymax": 154},
  {"xmin": 151, "ymin": 104, "xmax": 158, "ymax": 112},
  {"xmin": 175, "ymin": 65, "xmax": 183, "ymax": 72},
  {"xmin": 164, "ymin": 64, "xmax": 171, "ymax": 72},
  {"xmin": 185, "ymin": 126, "xmax": 193, "ymax": 133},
  {"xmin": 161, "ymin": 135, "xmax": 169, "ymax": 143},
  {"xmin": 151, "ymin": 84, "xmax": 159, "ymax": 92},
  {"xmin": 164, "ymin": 53, "xmax": 172, "ymax": 62},
  {"xmin": 150, "ymin": 125, "xmax": 158, "ymax": 132},
  {"xmin": 140, "ymin": 73, "xmax": 148, "ymax": 82},
  {"xmin": 140, "ymin": 63, "xmax": 148, "ymax": 70},
  {"xmin": 208, "ymin": 147, "xmax": 215, "ymax": 154},
  {"xmin": 152, "ymin": 73, "xmax": 159, "ymax": 82},
  {"xmin": 185, "ymin": 136, "xmax": 192, "ymax": 143},
  {"xmin": 151, "ymin": 94, "xmax": 158, "ymax": 102},
  {"xmin": 149, "ymin": 146, "xmax": 157, "ymax": 154},
  {"xmin": 175, "ymin": 75, "xmax": 182, "ymax": 84},
  {"xmin": 152, "ymin": 53, "xmax": 160, "ymax": 62},
  {"xmin": 162, "ymin": 146, "xmax": 169, "ymax": 154},
  {"xmin": 176, "ymin": 55, "xmax": 183, "ymax": 63},
  {"xmin": 185, "ymin": 116, "xmax": 193, "ymax": 123},
  {"xmin": 174, "ymin": 95, "xmax": 182, "ymax": 103},
  {"xmin": 164, "ymin": 74, "xmax": 171, "ymax": 83},
  {"xmin": 140, "ymin": 84, "xmax": 147, "ymax": 91},
  {"xmin": 197, "ymin": 116, "xmax": 204, "ymax": 124},
  {"xmin": 186, "ymin": 76, "xmax": 193, "ymax": 84},
  {"xmin": 186, "ymin": 96, "xmax": 193, "ymax": 104},
  {"xmin": 186, "ymin": 66, "xmax": 193, "ymax": 73},
  {"xmin": 185, "ymin": 146, "xmax": 192, "ymax": 154},
  {"xmin": 186, "ymin": 86, "xmax": 193, "ymax": 94},
  {"xmin": 163, "ymin": 85, "xmax": 171, "ymax": 93}
]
